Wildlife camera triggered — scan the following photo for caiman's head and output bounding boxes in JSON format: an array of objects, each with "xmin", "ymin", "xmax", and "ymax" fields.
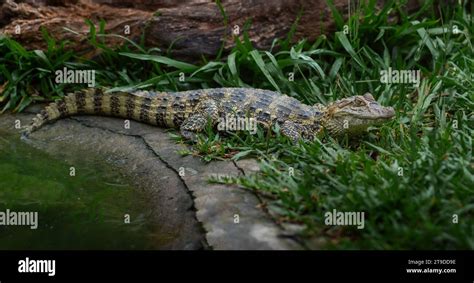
[{"xmin": 320, "ymin": 93, "xmax": 395, "ymax": 137}]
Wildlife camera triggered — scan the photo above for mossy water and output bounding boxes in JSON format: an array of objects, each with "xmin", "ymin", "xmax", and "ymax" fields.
[{"xmin": 0, "ymin": 130, "xmax": 160, "ymax": 250}]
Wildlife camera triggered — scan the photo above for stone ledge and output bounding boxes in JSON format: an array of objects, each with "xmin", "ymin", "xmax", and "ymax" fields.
[{"xmin": 0, "ymin": 106, "xmax": 304, "ymax": 250}]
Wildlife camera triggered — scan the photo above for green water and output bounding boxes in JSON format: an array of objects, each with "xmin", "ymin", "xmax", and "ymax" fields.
[{"xmin": 0, "ymin": 131, "xmax": 157, "ymax": 249}]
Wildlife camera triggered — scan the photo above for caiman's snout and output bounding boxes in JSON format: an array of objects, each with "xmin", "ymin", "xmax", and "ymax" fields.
[
  {"xmin": 370, "ymin": 103, "xmax": 395, "ymax": 120},
  {"xmin": 383, "ymin": 106, "xmax": 395, "ymax": 119},
  {"xmin": 388, "ymin": 107, "xmax": 395, "ymax": 117}
]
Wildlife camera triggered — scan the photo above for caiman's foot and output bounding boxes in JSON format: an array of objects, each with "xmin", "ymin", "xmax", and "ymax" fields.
[
  {"xmin": 179, "ymin": 99, "xmax": 219, "ymax": 142},
  {"xmin": 180, "ymin": 129, "xmax": 199, "ymax": 142}
]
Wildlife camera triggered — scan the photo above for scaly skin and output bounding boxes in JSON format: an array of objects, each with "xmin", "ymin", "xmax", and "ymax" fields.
[{"xmin": 22, "ymin": 87, "xmax": 395, "ymax": 142}]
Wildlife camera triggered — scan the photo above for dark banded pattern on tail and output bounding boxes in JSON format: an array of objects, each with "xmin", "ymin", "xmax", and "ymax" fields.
[{"xmin": 22, "ymin": 88, "xmax": 184, "ymax": 138}]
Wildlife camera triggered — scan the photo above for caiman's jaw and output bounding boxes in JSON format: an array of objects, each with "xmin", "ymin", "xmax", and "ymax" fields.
[{"xmin": 321, "ymin": 93, "xmax": 395, "ymax": 137}]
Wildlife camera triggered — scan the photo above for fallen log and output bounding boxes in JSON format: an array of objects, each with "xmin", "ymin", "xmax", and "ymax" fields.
[{"xmin": 0, "ymin": 0, "xmax": 423, "ymax": 61}]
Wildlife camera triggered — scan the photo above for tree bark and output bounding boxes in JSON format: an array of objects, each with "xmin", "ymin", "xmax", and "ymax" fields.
[{"xmin": 0, "ymin": 0, "xmax": 423, "ymax": 61}]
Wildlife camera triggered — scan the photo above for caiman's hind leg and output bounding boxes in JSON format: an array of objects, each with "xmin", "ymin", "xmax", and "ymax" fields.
[{"xmin": 180, "ymin": 99, "xmax": 219, "ymax": 141}]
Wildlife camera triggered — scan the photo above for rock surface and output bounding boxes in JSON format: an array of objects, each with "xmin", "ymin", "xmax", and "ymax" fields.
[{"xmin": 0, "ymin": 105, "xmax": 303, "ymax": 250}]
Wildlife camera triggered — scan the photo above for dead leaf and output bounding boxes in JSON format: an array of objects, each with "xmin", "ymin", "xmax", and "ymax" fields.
[{"xmin": 0, "ymin": 81, "xmax": 8, "ymax": 102}]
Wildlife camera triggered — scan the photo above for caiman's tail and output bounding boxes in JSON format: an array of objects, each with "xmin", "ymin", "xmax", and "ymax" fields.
[{"xmin": 21, "ymin": 88, "xmax": 150, "ymax": 138}]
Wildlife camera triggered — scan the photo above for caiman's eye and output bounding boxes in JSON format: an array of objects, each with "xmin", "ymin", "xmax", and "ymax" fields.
[
  {"xmin": 363, "ymin": 93, "xmax": 375, "ymax": 101},
  {"xmin": 354, "ymin": 99, "xmax": 365, "ymax": 106}
]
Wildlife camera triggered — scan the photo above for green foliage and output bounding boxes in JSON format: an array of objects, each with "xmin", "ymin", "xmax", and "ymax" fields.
[{"xmin": 0, "ymin": 1, "xmax": 472, "ymax": 249}]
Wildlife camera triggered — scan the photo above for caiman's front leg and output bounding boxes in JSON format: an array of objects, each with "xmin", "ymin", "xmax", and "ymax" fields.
[
  {"xmin": 180, "ymin": 99, "xmax": 219, "ymax": 141},
  {"xmin": 281, "ymin": 121, "xmax": 315, "ymax": 143},
  {"xmin": 281, "ymin": 121, "xmax": 305, "ymax": 143}
]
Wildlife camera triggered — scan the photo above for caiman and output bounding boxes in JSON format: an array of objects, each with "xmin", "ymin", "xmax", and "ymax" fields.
[{"xmin": 22, "ymin": 88, "xmax": 395, "ymax": 142}]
